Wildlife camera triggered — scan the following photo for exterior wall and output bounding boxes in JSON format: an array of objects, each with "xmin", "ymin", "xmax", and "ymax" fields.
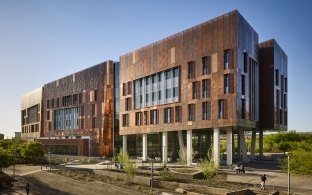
[
  {"xmin": 21, "ymin": 87, "xmax": 43, "ymax": 140},
  {"xmin": 259, "ymin": 39, "xmax": 288, "ymax": 130},
  {"xmin": 42, "ymin": 61, "xmax": 115, "ymax": 156},
  {"xmin": 119, "ymin": 10, "xmax": 259, "ymax": 136},
  {"xmin": 39, "ymin": 137, "xmax": 89, "ymax": 156}
]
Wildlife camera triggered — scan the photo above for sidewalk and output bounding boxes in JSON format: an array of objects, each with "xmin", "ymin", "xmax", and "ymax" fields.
[{"xmin": 225, "ymin": 168, "xmax": 312, "ymax": 194}]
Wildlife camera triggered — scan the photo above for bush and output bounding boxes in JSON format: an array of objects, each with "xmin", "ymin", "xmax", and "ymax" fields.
[
  {"xmin": 116, "ymin": 151, "xmax": 136, "ymax": 183},
  {"xmin": 199, "ymin": 159, "xmax": 218, "ymax": 180},
  {"xmin": 281, "ymin": 150, "xmax": 312, "ymax": 175},
  {"xmin": 159, "ymin": 170, "xmax": 176, "ymax": 181}
]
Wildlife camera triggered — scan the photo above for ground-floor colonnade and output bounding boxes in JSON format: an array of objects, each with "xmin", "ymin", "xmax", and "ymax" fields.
[{"xmin": 121, "ymin": 128, "xmax": 264, "ymax": 166}]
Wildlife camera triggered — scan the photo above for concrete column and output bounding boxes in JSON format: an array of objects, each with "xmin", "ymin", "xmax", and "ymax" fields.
[
  {"xmin": 162, "ymin": 131, "xmax": 168, "ymax": 164},
  {"xmin": 250, "ymin": 129, "xmax": 256, "ymax": 159},
  {"xmin": 213, "ymin": 128, "xmax": 220, "ymax": 166},
  {"xmin": 142, "ymin": 133, "xmax": 147, "ymax": 161},
  {"xmin": 122, "ymin": 135, "xmax": 127, "ymax": 153},
  {"xmin": 239, "ymin": 129, "xmax": 248, "ymax": 162},
  {"xmin": 226, "ymin": 129, "xmax": 233, "ymax": 165},
  {"xmin": 232, "ymin": 130, "xmax": 235, "ymax": 160},
  {"xmin": 178, "ymin": 131, "xmax": 184, "ymax": 148},
  {"xmin": 259, "ymin": 129, "xmax": 264, "ymax": 159},
  {"xmin": 186, "ymin": 130, "xmax": 192, "ymax": 166}
]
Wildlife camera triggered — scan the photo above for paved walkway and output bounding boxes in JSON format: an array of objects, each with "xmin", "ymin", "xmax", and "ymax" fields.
[
  {"xmin": 2, "ymin": 168, "xmax": 143, "ymax": 195},
  {"xmin": 224, "ymin": 166, "xmax": 312, "ymax": 195}
]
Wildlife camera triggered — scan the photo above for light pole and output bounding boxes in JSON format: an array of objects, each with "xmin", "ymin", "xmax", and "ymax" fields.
[
  {"xmin": 285, "ymin": 152, "xmax": 291, "ymax": 195},
  {"xmin": 48, "ymin": 148, "xmax": 52, "ymax": 172}
]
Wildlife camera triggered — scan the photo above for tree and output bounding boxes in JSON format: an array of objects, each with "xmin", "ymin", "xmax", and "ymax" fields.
[
  {"xmin": 0, "ymin": 148, "xmax": 10, "ymax": 171},
  {"xmin": 20, "ymin": 141, "xmax": 44, "ymax": 161}
]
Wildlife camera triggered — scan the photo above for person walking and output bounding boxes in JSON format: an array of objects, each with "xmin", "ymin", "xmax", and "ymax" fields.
[
  {"xmin": 25, "ymin": 183, "xmax": 30, "ymax": 195},
  {"xmin": 260, "ymin": 174, "xmax": 267, "ymax": 190}
]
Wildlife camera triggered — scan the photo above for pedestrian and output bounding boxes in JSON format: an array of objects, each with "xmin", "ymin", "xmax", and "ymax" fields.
[
  {"xmin": 25, "ymin": 183, "xmax": 30, "ymax": 195},
  {"xmin": 260, "ymin": 174, "xmax": 267, "ymax": 190}
]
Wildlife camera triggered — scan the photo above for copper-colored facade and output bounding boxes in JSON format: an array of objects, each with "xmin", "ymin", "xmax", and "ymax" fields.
[
  {"xmin": 38, "ymin": 61, "xmax": 115, "ymax": 156},
  {"xmin": 20, "ymin": 10, "xmax": 287, "ymax": 157},
  {"xmin": 259, "ymin": 39, "xmax": 288, "ymax": 130},
  {"xmin": 119, "ymin": 10, "xmax": 260, "ymax": 136}
]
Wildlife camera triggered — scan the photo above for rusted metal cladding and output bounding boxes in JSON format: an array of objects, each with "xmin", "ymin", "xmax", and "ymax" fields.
[
  {"xmin": 42, "ymin": 61, "xmax": 115, "ymax": 156},
  {"xmin": 259, "ymin": 39, "xmax": 288, "ymax": 130},
  {"xmin": 119, "ymin": 10, "xmax": 260, "ymax": 136}
]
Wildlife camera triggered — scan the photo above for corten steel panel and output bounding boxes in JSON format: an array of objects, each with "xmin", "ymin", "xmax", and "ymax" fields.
[
  {"xmin": 42, "ymin": 61, "xmax": 115, "ymax": 156},
  {"xmin": 119, "ymin": 10, "xmax": 260, "ymax": 136},
  {"xmin": 259, "ymin": 39, "xmax": 288, "ymax": 131}
]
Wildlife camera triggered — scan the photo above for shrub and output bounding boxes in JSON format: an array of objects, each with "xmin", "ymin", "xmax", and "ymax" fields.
[
  {"xmin": 281, "ymin": 150, "xmax": 312, "ymax": 175},
  {"xmin": 117, "ymin": 151, "xmax": 136, "ymax": 183},
  {"xmin": 159, "ymin": 170, "xmax": 176, "ymax": 181},
  {"xmin": 199, "ymin": 159, "xmax": 218, "ymax": 180}
]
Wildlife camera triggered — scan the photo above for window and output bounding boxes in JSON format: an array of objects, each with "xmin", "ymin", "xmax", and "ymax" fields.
[
  {"xmin": 202, "ymin": 79, "xmax": 211, "ymax": 98},
  {"xmin": 224, "ymin": 74, "xmax": 229, "ymax": 94},
  {"xmin": 79, "ymin": 93, "xmax": 83, "ymax": 104},
  {"xmin": 275, "ymin": 69, "xmax": 279, "ymax": 86},
  {"xmin": 241, "ymin": 75, "xmax": 245, "ymax": 95},
  {"xmin": 284, "ymin": 94, "xmax": 287, "ymax": 108},
  {"xmin": 54, "ymin": 107, "xmax": 79, "ymax": 130},
  {"xmin": 188, "ymin": 104, "xmax": 196, "ymax": 122},
  {"xmin": 188, "ymin": 61, "xmax": 195, "ymax": 79},
  {"xmin": 94, "ymin": 90, "xmax": 97, "ymax": 101},
  {"xmin": 284, "ymin": 78, "xmax": 287, "ymax": 92},
  {"xmin": 73, "ymin": 94, "xmax": 78, "ymax": 105},
  {"xmin": 122, "ymin": 83, "xmax": 127, "ymax": 96},
  {"xmin": 135, "ymin": 112, "xmax": 143, "ymax": 126},
  {"xmin": 47, "ymin": 99, "xmax": 50, "ymax": 109},
  {"xmin": 150, "ymin": 109, "xmax": 159, "ymax": 125},
  {"xmin": 80, "ymin": 118, "xmax": 84, "ymax": 129},
  {"xmin": 164, "ymin": 107, "xmax": 173, "ymax": 124},
  {"xmin": 80, "ymin": 106, "xmax": 84, "ymax": 116},
  {"xmin": 202, "ymin": 101, "xmax": 211, "ymax": 120},
  {"xmin": 241, "ymin": 99, "xmax": 246, "ymax": 119},
  {"xmin": 224, "ymin": 50, "xmax": 229, "ymax": 70},
  {"xmin": 122, "ymin": 114, "xmax": 129, "ymax": 127},
  {"xmin": 218, "ymin": 99, "xmax": 224, "ymax": 119},
  {"xmin": 243, "ymin": 52, "xmax": 248, "ymax": 73},
  {"xmin": 127, "ymin": 81, "xmax": 132, "ymax": 95},
  {"xmin": 192, "ymin": 81, "xmax": 200, "ymax": 99},
  {"xmin": 175, "ymin": 106, "xmax": 182, "ymax": 123},
  {"xmin": 51, "ymin": 99, "xmax": 54, "ymax": 108},
  {"xmin": 125, "ymin": 98, "xmax": 132, "ymax": 111},
  {"xmin": 57, "ymin": 98, "xmax": 60, "ymax": 107},
  {"xmin": 91, "ymin": 104, "xmax": 96, "ymax": 115},
  {"xmin": 144, "ymin": 111, "xmax": 149, "ymax": 125},
  {"xmin": 92, "ymin": 118, "xmax": 96, "ymax": 129},
  {"xmin": 202, "ymin": 56, "xmax": 211, "ymax": 75}
]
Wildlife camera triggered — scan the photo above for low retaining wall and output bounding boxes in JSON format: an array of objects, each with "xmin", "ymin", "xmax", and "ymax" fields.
[{"xmin": 93, "ymin": 169, "xmax": 252, "ymax": 194}]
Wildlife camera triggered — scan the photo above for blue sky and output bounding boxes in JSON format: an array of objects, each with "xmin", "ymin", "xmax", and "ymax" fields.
[{"xmin": 0, "ymin": 0, "xmax": 311, "ymax": 137}]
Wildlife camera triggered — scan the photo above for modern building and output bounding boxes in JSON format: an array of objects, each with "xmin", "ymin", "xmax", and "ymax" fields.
[
  {"xmin": 119, "ymin": 10, "xmax": 287, "ymax": 165},
  {"xmin": 21, "ymin": 88, "xmax": 43, "ymax": 140},
  {"xmin": 14, "ymin": 132, "xmax": 21, "ymax": 139},
  {"xmin": 20, "ymin": 10, "xmax": 287, "ymax": 165},
  {"xmin": 0, "ymin": 133, "xmax": 4, "ymax": 140}
]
